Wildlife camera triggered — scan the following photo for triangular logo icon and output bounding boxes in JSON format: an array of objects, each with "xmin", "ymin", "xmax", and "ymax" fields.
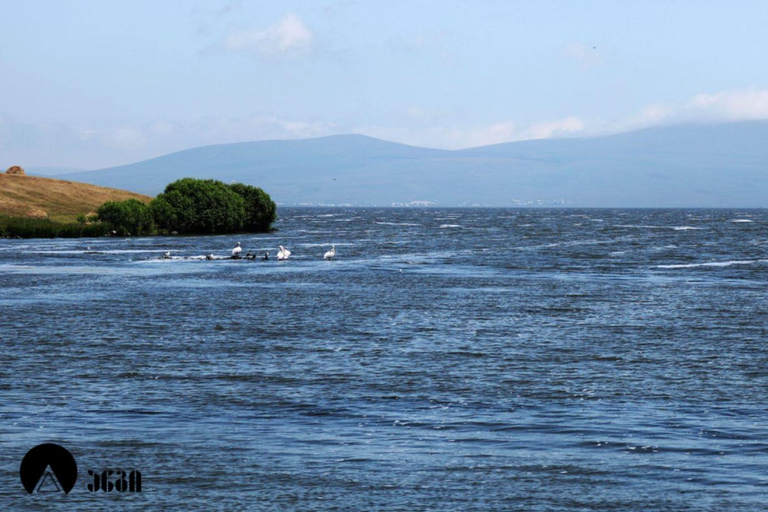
[
  {"xmin": 20, "ymin": 443, "xmax": 78, "ymax": 494},
  {"xmin": 36, "ymin": 467, "xmax": 62, "ymax": 493}
]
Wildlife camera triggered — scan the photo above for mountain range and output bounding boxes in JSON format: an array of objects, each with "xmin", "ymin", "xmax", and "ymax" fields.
[{"xmin": 56, "ymin": 122, "xmax": 768, "ymax": 207}]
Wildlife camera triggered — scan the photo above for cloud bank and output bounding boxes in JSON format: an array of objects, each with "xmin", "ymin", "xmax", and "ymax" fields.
[
  {"xmin": 4, "ymin": 89, "xmax": 768, "ymax": 168},
  {"xmin": 614, "ymin": 89, "xmax": 768, "ymax": 132},
  {"xmin": 224, "ymin": 14, "xmax": 313, "ymax": 56}
]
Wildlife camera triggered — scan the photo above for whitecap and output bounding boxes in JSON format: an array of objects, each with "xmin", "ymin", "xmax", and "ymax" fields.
[
  {"xmin": 439, "ymin": 224, "xmax": 464, "ymax": 228},
  {"xmin": 731, "ymin": 219, "xmax": 754, "ymax": 223},
  {"xmin": 297, "ymin": 242, "xmax": 354, "ymax": 248},
  {"xmin": 34, "ymin": 249, "xmax": 175, "ymax": 255},
  {"xmin": 656, "ymin": 259, "xmax": 768, "ymax": 269},
  {"xmin": 374, "ymin": 222, "xmax": 421, "ymax": 226},
  {"xmin": 617, "ymin": 225, "xmax": 703, "ymax": 230}
]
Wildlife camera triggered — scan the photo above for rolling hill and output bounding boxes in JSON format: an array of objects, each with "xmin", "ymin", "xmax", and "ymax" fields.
[
  {"xmin": 57, "ymin": 122, "xmax": 768, "ymax": 207},
  {"xmin": 0, "ymin": 173, "xmax": 151, "ymax": 221}
]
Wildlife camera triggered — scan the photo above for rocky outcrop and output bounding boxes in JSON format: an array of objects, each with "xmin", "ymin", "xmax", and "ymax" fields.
[{"xmin": 6, "ymin": 165, "xmax": 25, "ymax": 176}]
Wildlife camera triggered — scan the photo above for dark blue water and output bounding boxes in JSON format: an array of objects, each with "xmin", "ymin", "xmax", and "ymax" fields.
[{"xmin": 1, "ymin": 208, "xmax": 767, "ymax": 511}]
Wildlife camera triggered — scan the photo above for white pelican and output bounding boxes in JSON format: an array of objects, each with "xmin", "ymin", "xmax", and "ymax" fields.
[
  {"xmin": 163, "ymin": 251, "xmax": 171, "ymax": 259},
  {"xmin": 324, "ymin": 245, "xmax": 335, "ymax": 260},
  {"xmin": 277, "ymin": 245, "xmax": 291, "ymax": 260},
  {"xmin": 232, "ymin": 242, "xmax": 242, "ymax": 257}
]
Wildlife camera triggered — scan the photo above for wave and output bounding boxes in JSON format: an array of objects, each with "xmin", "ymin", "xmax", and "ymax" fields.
[
  {"xmin": 439, "ymin": 224, "xmax": 464, "ymax": 228},
  {"xmin": 374, "ymin": 222, "xmax": 421, "ymax": 226},
  {"xmin": 616, "ymin": 225, "xmax": 703, "ymax": 230},
  {"xmin": 297, "ymin": 242, "xmax": 354, "ymax": 248},
  {"xmin": 32, "ymin": 249, "xmax": 175, "ymax": 255},
  {"xmin": 656, "ymin": 259, "xmax": 768, "ymax": 269},
  {"xmin": 136, "ymin": 255, "xmax": 233, "ymax": 262},
  {"xmin": 731, "ymin": 219, "xmax": 754, "ymax": 223}
]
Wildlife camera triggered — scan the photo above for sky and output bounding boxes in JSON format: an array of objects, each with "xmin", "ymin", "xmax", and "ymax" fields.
[{"xmin": 3, "ymin": 0, "xmax": 768, "ymax": 169}]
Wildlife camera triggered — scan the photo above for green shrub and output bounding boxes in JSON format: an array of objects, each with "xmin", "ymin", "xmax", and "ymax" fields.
[
  {"xmin": 228, "ymin": 183, "xmax": 277, "ymax": 232},
  {"xmin": 151, "ymin": 178, "xmax": 253, "ymax": 234},
  {"xmin": 97, "ymin": 199, "xmax": 154, "ymax": 236}
]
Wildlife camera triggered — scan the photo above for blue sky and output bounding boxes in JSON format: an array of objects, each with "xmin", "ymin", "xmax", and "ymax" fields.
[{"xmin": 3, "ymin": 0, "xmax": 768, "ymax": 168}]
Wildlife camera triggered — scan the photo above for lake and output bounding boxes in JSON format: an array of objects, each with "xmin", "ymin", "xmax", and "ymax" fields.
[{"xmin": 1, "ymin": 208, "xmax": 766, "ymax": 511}]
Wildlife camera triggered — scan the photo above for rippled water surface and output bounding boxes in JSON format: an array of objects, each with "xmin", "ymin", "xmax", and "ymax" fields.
[{"xmin": 1, "ymin": 208, "xmax": 767, "ymax": 511}]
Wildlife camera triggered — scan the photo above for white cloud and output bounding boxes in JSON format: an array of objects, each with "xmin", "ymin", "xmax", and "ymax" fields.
[
  {"xmin": 224, "ymin": 14, "xmax": 313, "ymax": 56},
  {"xmin": 405, "ymin": 31, "xmax": 453, "ymax": 64},
  {"xmin": 10, "ymin": 88, "xmax": 768, "ymax": 169},
  {"xmin": 563, "ymin": 41, "xmax": 604, "ymax": 69},
  {"xmin": 608, "ymin": 89, "xmax": 768, "ymax": 134},
  {"xmin": 192, "ymin": 115, "xmax": 336, "ymax": 142},
  {"xmin": 686, "ymin": 90, "xmax": 768, "ymax": 121},
  {"xmin": 99, "ymin": 127, "xmax": 148, "ymax": 151},
  {"xmin": 0, "ymin": 113, "xmax": 341, "ymax": 168},
  {"xmin": 524, "ymin": 117, "xmax": 585, "ymax": 139},
  {"xmin": 355, "ymin": 116, "xmax": 586, "ymax": 149}
]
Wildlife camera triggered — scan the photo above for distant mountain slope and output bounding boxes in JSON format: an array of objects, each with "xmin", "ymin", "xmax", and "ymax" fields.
[
  {"xmin": 58, "ymin": 124, "xmax": 768, "ymax": 207},
  {"xmin": 0, "ymin": 174, "xmax": 151, "ymax": 221}
]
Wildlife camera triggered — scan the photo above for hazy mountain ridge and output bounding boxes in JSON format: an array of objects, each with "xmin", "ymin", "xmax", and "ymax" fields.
[{"xmin": 57, "ymin": 123, "xmax": 768, "ymax": 207}]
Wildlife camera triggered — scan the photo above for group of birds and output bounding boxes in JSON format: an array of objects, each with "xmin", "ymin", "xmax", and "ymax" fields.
[
  {"xmin": 231, "ymin": 243, "xmax": 298, "ymax": 260},
  {"xmin": 230, "ymin": 243, "xmax": 335, "ymax": 261},
  {"xmin": 162, "ymin": 243, "xmax": 335, "ymax": 261}
]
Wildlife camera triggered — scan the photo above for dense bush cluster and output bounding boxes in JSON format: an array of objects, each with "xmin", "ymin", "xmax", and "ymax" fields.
[
  {"xmin": 229, "ymin": 182, "xmax": 277, "ymax": 233},
  {"xmin": 97, "ymin": 199, "xmax": 154, "ymax": 236},
  {"xmin": 96, "ymin": 178, "xmax": 276, "ymax": 236}
]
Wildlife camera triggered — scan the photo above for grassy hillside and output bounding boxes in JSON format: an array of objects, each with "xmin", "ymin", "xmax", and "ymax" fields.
[{"xmin": 0, "ymin": 173, "xmax": 151, "ymax": 222}]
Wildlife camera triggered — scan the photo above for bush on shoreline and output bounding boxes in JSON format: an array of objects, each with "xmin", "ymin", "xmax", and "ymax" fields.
[
  {"xmin": 151, "ymin": 179, "xmax": 247, "ymax": 234},
  {"xmin": 97, "ymin": 198, "xmax": 154, "ymax": 236},
  {"xmin": 3, "ymin": 178, "xmax": 277, "ymax": 239},
  {"xmin": 229, "ymin": 183, "xmax": 277, "ymax": 233},
  {"xmin": 151, "ymin": 178, "xmax": 277, "ymax": 235}
]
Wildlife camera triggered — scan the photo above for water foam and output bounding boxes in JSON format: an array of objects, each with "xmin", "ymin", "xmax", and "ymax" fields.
[{"xmin": 657, "ymin": 259, "xmax": 768, "ymax": 269}]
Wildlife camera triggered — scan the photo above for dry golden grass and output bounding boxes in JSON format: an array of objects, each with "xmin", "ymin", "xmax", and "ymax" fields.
[{"xmin": 0, "ymin": 174, "xmax": 152, "ymax": 222}]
